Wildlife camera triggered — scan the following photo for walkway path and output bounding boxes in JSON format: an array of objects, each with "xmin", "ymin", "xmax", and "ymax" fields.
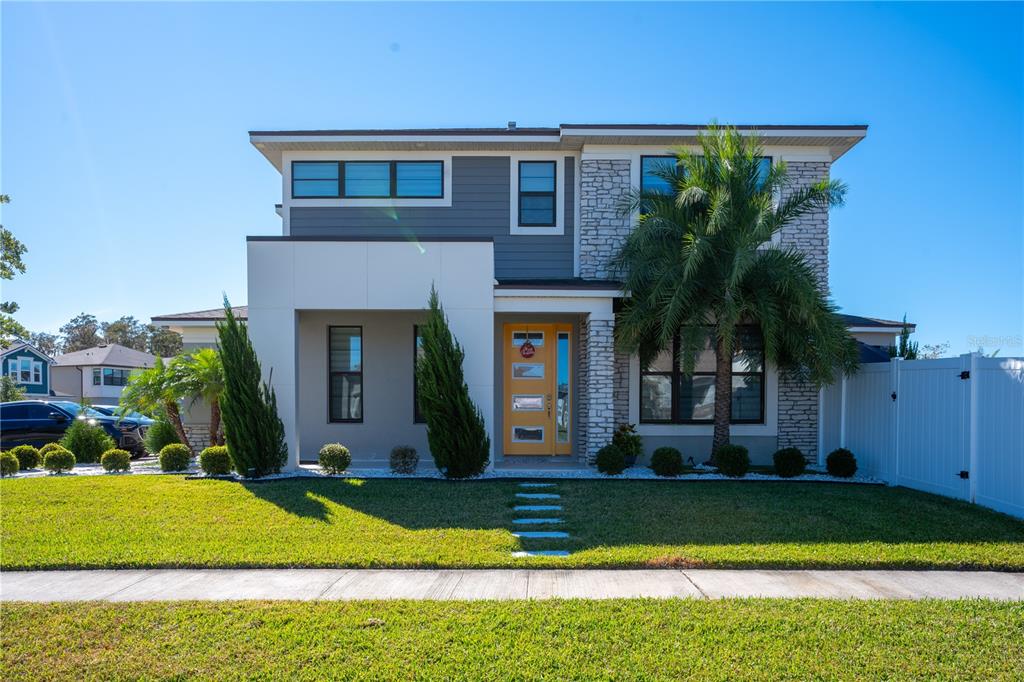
[{"xmin": 3, "ymin": 569, "xmax": 1022, "ymax": 602}]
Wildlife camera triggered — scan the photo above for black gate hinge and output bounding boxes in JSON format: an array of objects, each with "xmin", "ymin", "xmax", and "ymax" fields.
[
  {"xmin": 890, "ymin": 391, "xmax": 897, "ymax": 401},
  {"xmin": 959, "ymin": 371, "xmax": 970, "ymax": 380},
  {"xmin": 958, "ymin": 470, "xmax": 969, "ymax": 479}
]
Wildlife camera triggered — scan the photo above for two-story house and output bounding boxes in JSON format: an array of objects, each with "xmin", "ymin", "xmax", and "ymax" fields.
[
  {"xmin": 1, "ymin": 341, "xmax": 54, "ymax": 397},
  {"xmin": 244, "ymin": 123, "xmax": 897, "ymax": 471}
]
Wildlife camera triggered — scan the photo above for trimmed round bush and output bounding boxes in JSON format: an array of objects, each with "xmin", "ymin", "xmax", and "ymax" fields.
[
  {"xmin": 43, "ymin": 446, "xmax": 76, "ymax": 474},
  {"xmin": 0, "ymin": 452, "xmax": 17, "ymax": 477},
  {"xmin": 59, "ymin": 418, "xmax": 116, "ymax": 464},
  {"xmin": 773, "ymin": 447, "xmax": 807, "ymax": 478},
  {"xmin": 199, "ymin": 445, "xmax": 232, "ymax": 475},
  {"xmin": 650, "ymin": 446, "xmax": 684, "ymax": 477},
  {"xmin": 319, "ymin": 443, "xmax": 351, "ymax": 474},
  {"xmin": 9, "ymin": 445, "xmax": 40, "ymax": 470},
  {"xmin": 159, "ymin": 443, "xmax": 192, "ymax": 472},
  {"xmin": 145, "ymin": 420, "xmax": 181, "ymax": 455},
  {"xmin": 596, "ymin": 443, "xmax": 627, "ymax": 475},
  {"xmin": 714, "ymin": 444, "xmax": 750, "ymax": 478},
  {"xmin": 390, "ymin": 445, "xmax": 419, "ymax": 475},
  {"xmin": 39, "ymin": 442, "xmax": 65, "ymax": 458},
  {"xmin": 100, "ymin": 448, "xmax": 132, "ymax": 473},
  {"xmin": 826, "ymin": 448, "xmax": 858, "ymax": 478}
]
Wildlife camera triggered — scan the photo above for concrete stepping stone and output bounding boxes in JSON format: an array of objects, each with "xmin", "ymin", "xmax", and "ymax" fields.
[
  {"xmin": 518, "ymin": 483, "xmax": 557, "ymax": 488},
  {"xmin": 515, "ymin": 493, "xmax": 560, "ymax": 499},
  {"xmin": 511, "ymin": 550, "xmax": 570, "ymax": 558},
  {"xmin": 511, "ymin": 531, "xmax": 570, "ymax": 539},
  {"xmin": 513, "ymin": 505, "xmax": 562, "ymax": 512},
  {"xmin": 512, "ymin": 518, "xmax": 563, "ymax": 525}
]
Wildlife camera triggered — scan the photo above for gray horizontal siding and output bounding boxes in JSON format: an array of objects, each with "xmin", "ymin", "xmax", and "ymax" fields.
[{"xmin": 288, "ymin": 156, "xmax": 575, "ymax": 280}]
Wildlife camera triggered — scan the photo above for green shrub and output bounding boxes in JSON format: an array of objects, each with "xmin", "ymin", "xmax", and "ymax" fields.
[
  {"xmin": 39, "ymin": 442, "xmax": 65, "ymax": 458},
  {"xmin": 145, "ymin": 420, "xmax": 181, "ymax": 455},
  {"xmin": 715, "ymin": 444, "xmax": 750, "ymax": 478},
  {"xmin": 159, "ymin": 443, "xmax": 192, "ymax": 472},
  {"xmin": 650, "ymin": 446, "xmax": 684, "ymax": 477},
  {"xmin": 43, "ymin": 447, "xmax": 76, "ymax": 474},
  {"xmin": 59, "ymin": 419, "xmax": 116, "ymax": 464},
  {"xmin": 390, "ymin": 445, "xmax": 419, "ymax": 475},
  {"xmin": 826, "ymin": 448, "xmax": 858, "ymax": 478},
  {"xmin": 218, "ymin": 298, "xmax": 288, "ymax": 477},
  {"xmin": 199, "ymin": 445, "xmax": 232, "ymax": 475},
  {"xmin": 416, "ymin": 287, "xmax": 490, "ymax": 479},
  {"xmin": 9, "ymin": 445, "xmax": 40, "ymax": 470},
  {"xmin": 611, "ymin": 423, "xmax": 642, "ymax": 464},
  {"xmin": 319, "ymin": 443, "xmax": 351, "ymax": 475},
  {"xmin": 0, "ymin": 452, "xmax": 17, "ymax": 477},
  {"xmin": 596, "ymin": 443, "xmax": 627, "ymax": 475},
  {"xmin": 773, "ymin": 447, "xmax": 807, "ymax": 478},
  {"xmin": 100, "ymin": 449, "xmax": 132, "ymax": 473}
]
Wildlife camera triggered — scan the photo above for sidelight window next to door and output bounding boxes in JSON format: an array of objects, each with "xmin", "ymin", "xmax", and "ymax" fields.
[{"xmin": 503, "ymin": 324, "xmax": 572, "ymax": 456}]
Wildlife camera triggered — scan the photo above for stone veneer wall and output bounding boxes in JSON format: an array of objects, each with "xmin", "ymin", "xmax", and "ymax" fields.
[
  {"xmin": 613, "ymin": 351, "xmax": 630, "ymax": 425},
  {"xmin": 182, "ymin": 424, "xmax": 212, "ymax": 453},
  {"xmin": 578, "ymin": 316, "xmax": 616, "ymax": 463},
  {"xmin": 775, "ymin": 161, "xmax": 832, "ymax": 461},
  {"xmin": 579, "ymin": 159, "xmax": 631, "ymax": 280}
]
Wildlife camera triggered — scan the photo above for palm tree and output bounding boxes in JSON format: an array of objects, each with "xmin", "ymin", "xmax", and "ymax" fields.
[
  {"xmin": 172, "ymin": 348, "xmax": 225, "ymax": 446},
  {"xmin": 118, "ymin": 357, "xmax": 191, "ymax": 452},
  {"xmin": 613, "ymin": 126, "xmax": 859, "ymax": 456}
]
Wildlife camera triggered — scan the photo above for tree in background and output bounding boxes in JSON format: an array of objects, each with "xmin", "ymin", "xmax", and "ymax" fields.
[
  {"xmin": 118, "ymin": 357, "xmax": 190, "ymax": 452},
  {"xmin": 29, "ymin": 332, "xmax": 59, "ymax": 357},
  {"xmin": 60, "ymin": 313, "xmax": 103, "ymax": 353},
  {"xmin": 217, "ymin": 298, "xmax": 287, "ymax": 476},
  {"xmin": 148, "ymin": 325, "xmax": 183, "ymax": 357},
  {"xmin": 172, "ymin": 348, "xmax": 225, "ymax": 445},
  {"xmin": 614, "ymin": 126, "xmax": 858, "ymax": 455},
  {"xmin": 102, "ymin": 316, "xmax": 150, "ymax": 350},
  {"xmin": 0, "ymin": 376, "xmax": 26, "ymax": 402},
  {"xmin": 416, "ymin": 286, "xmax": 490, "ymax": 478},
  {"xmin": 0, "ymin": 194, "xmax": 30, "ymax": 346},
  {"xmin": 889, "ymin": 315, "xmax": 919, "ymax": 360}
]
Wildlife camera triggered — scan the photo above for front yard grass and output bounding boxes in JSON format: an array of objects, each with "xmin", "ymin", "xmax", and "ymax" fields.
[
  {"xmin": 2, "ymin": 599, "xmax": 1022, "ymax": 680},
  {"xmin": 1, "ymin": 475, "xmax": 1022, "ymax": 569}
]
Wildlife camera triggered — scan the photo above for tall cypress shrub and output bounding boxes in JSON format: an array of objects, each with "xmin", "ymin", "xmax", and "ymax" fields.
[
  {"xmin": 216, "ymin": 298, "xmax": 288, "ymax": 476},
  {"xmin": 416, "ymin": 286, "xmax": 490, "ymax": 478}
]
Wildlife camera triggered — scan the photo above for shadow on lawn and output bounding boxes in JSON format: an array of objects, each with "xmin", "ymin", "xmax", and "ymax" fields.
[{"xmin": 240, "ymin": 478, "xmax": 1024, "ymax": 549}]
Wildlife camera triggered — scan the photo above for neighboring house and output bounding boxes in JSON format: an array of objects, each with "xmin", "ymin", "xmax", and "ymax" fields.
[
  {"xmin": 226, "ymin": 122, "xmax": 902, "ymax": 470},
  {"xmin": 151, "ymin": 306, "xmax": 247, "ymax": 350},
  {"xmin": 50, "ymin": 344, "xmax": 158, "ymax": 405},
  {"xmin": 1, "ymin": 342, "xmax": 54, "ymax": 397},
  {"xmin": 840, "ymin": 314, "xmax": 916, "ymax": 363}
]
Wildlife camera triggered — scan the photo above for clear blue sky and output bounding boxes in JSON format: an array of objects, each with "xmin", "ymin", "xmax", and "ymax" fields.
[{"xmin": 3, "ymin": 2, "xmax": 1022, "ymax": 354}]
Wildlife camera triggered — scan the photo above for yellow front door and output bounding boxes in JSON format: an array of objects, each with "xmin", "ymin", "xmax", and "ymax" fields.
[{"xmin": 503, "ymin": 323, "xmax": 573, "ymax": 456}]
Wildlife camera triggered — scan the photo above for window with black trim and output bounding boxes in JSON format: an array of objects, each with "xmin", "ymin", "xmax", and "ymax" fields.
[
  {"xmin": 291, "ymin": 161, "xmax": 444, "ymax": 199},
  {"xmin": 640, "ymin": 327, "xmax": 764, "ymax": 424},
  {"xmin": 329, "ymin": 326, "xmax": 363, "ymax": 422},
  {"xmin": 639, "ymin": 156, "xmax": 772, "ymax": 196},
  {"xmin": 518, "ymin": 161, "xmax": 556, "ymax": 226},
  {"xmin": 413, "ymin": 326, "xmax": 425, "ymax": 423},
  {"xmin": 292, "ymin": 161, "xmax": 340, "ymax": 198},
  {"xmin": 99, "ymin": 368, "xmax": 131, "ymax": 387}
]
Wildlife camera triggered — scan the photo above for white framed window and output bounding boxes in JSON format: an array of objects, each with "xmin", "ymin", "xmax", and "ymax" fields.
[
  {"xmin": 509, "ymin": 153, "xmax": 565, "ymax": 236},
  {"xmin": 9, "ymin": 357, "xmax": 43, "ymax": 385}
]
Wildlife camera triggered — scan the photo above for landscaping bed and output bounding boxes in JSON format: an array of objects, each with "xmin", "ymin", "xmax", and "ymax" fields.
[
  {"xmin": 2, "ymin": 599, "xmax": 1022, "ymax": 680},
  {"xmin": 2, "ymin": 476, "xmax": 1021, "ymax": 570}
]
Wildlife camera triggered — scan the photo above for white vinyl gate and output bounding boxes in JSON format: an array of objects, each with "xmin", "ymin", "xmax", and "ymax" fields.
[{"xmin": 821, "ymin": 354, "xmax": 1024, "ymax": 519}]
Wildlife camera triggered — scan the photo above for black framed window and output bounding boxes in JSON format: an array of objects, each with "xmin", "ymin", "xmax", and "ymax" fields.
[
  {"xmin": 639, "ymin": 156, "xmax": 772, "ymax": 195},
  {"xmin": 92, "ymin": 368, "xmax": 101, "ymax": 385},
  {"xmin": 640, "ymin": 327, "xmax": 764, "ymax": 424},
  {"xmin": 413, "ymin": 326, "xmax": 426, "ymax": 423},
  {"xmin": 518, "ymin": 161, "xmax": 556, "ymax": 226},
  {"xmin": 292, "ymin": 161, "xmax": 340, "ymax": 198},
  {"xmin": 329, "ymin": 326, "xmax": 363, "ymax": 422},
  {"xmin": 344, "ymin": 162, "xmax": 391, "ymax": 197},
  {"xmin": 101, "ymin": 368, "xmax": 131, "ymax": 386},
  {"xmin": 395, "ymin": 161, "xmax": 443, "ymax": 198}
]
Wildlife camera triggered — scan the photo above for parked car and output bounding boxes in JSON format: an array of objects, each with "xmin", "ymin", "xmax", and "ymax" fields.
[
  {"xmin": 89, "ymin": 405, "xmax": 155, "ymax": 428},
  {"xmin": 0, "ymin": 400, "xmax": 149, "ymax": 457}
]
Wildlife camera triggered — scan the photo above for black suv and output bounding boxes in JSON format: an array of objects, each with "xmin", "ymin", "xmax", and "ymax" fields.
[{"xmin": 0, "ymin": 400, "xmax": 149, "ymax": 457}]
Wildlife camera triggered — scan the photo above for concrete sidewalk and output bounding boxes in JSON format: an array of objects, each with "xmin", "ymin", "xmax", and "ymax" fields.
[{"xmin": 2, "ymin": 569, "xmax": 1023, "ymax": 602}]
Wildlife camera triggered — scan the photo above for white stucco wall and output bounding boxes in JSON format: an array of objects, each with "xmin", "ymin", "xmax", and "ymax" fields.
[{"xmin": 247, "ymin": 239, "xmax": 495, "ymax": 470}]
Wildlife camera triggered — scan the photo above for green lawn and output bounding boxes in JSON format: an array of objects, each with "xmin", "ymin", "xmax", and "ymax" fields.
[
  {"xmin": 1, "ymin": 475, "xmax": 1022, "ymax": 569},
  {"xmin": 2, "ymin": 599, "xmax": 1022, "ymax": 680}
]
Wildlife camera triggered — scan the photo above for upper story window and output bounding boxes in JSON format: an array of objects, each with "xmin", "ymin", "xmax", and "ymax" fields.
[
  {"xmin": 292, "ymin": 161, "xmax": 443, "ymax": 199},
  {"xmin": 518, "ymin": 161, "xmax": 556, "ymax": 227},
  {"xmin": 640, "ymin": 155, "xmax": 772, "ymax": 196}
]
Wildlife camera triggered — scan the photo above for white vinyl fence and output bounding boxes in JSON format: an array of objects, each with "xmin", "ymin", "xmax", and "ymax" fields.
[{"xmin": 820, "ymin": 354, "xmax": 1024, "ymax": 519}]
